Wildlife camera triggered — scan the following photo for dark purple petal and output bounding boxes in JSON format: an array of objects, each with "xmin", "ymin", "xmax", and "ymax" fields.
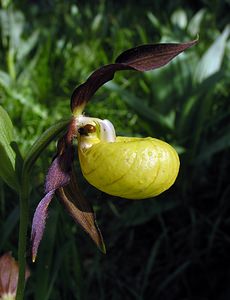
[
  {"xmin": 31, "ymin": 119, "xmax": 78, "ymax": 261},
  {"xmin": 56, "ymin": 170, "xmax": 106, "ymax": 253},
  {"xmin": 31, "ymin": 190, "xmax": 55, "ymax": 262},
  {"xmin": 71, "ymin": 39, "xmax": 197, "ymax": 112},
  {"xmin": 45, "ymin": 154, "xmax": 72, "ymax": 194},
  {"xmin": 45, "ymin": 122, "xmax": 76, "ymax": 193}
]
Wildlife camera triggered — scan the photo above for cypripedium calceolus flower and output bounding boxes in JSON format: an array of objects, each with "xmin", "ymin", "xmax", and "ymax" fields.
[
  {"xmin": 31, "ymin": 40, "xmax": 197, "ymax": 261},
  {"xmin": 0, "ymin": 253, "xmax": 30, "ymax": 300}
]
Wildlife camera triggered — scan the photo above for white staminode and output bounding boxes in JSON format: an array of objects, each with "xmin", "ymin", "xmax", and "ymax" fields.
[
  {"xmin": 76, "ymin": 115, "xmax": 116, "ymax": 144},
  {"xmin": 98, "ymin": 119, "xmax": 116, "ymax": 142}
]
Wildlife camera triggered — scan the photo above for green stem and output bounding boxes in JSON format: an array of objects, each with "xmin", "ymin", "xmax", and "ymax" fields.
[
  {"xmin": 7, "ymin": 49, "xmax": 16, "ymax": 81},
  {"xmin": 15, "ymin": 172, "xmax": 29, "ymax": 300}
]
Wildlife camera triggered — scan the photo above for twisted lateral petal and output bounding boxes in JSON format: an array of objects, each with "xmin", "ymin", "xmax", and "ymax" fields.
[
  {"xmin": 71, "ymin": 39, "xmax": 197, "ymax": 112},
  {"xmin": 31, "ymin": 190, "xmax": 55, "ymax": 262},
  {"xmin": 45, "ymin": 119, "xmax": 77, "ymax": 193},
  {"xmin": 57, "ymin": 170, "xmax": 106, "ymax": 253},
  {"xmin": 45, "ymin": 155, "xmax": 72, "ymax": 193},
  {"xmin": 31, "ymin": 130, "xmax": 74, "ymax": 261}
]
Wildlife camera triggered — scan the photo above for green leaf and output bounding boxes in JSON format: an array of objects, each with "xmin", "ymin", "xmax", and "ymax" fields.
[
  {"xmin": 171, "ymin": 9, "xmax": 187, "ymax": 29},
  {"xmin": 0, "ymin": 70, "xmax": 12, "ymax": 90},
  {"xmin": 187, "ymin": 8, "xmax": 206, "ymax": 36},
  {"xmin": 177, "ymin": 71, "xmax": 223, "ymax": 136},
  {"xmin": 16, "ymin": 30, "xmax": 39, "ymax": 61},
  {"xmin": 106, "ymin": 82, "xmax": 174, "ymax": 130},
  {"xmin": 0, "ymin": 205, "xmax": 19, "ymax": 251},
  {"xmin": 147, "ymin": 12, "xmax": 161, "ymax": 30},
  {"xmin": 121, "ymin": 196, "xmax": 179, "ymax": 227},
  {"xmin": 0, "ymin": 106, "xmax": 19, "ymax": 191},
  {"xmin": 139, "ymin": 236, "xmax": 162, "ymax": 297},
  {"xmin": 23, "ymin": 119, "xmax": 70, "ymax": 175},
  {"xmin": 194, "ymin": 24, "xmax": 230, "ymax": 83},
  {"xmin": 156, "ymin": 261, "xmax": 191, "ymax": 293},
  {"xmin": 196, "ymin": 128, "xmax": 230, "ymax": 163}
]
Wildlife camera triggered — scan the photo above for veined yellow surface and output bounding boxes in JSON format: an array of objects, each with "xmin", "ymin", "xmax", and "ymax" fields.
[{"xmin": 78, "ymin": 136, "xmax": 180, "ymax": 199}]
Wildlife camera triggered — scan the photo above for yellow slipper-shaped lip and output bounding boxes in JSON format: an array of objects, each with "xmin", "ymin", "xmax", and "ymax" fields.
[{"xmin": 79, "ymin": 136, "xmax": 180, "ymax": 199}]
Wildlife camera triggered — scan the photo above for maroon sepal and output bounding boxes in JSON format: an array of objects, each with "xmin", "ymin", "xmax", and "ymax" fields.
[{"xmin": 71, "ymin": 39, "xmax": 197, "ymax": 112}]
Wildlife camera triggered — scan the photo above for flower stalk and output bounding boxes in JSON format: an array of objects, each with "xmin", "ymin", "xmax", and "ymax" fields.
[{"xmin": 15, "ymin": 171, "xmax": 29, "ymax": 300}]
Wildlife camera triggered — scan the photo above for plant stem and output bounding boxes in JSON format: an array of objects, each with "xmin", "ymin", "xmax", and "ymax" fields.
[
  {"xmin": 16, "ymin": 172, "xmax": 29, "ymax": 300},
  {"xmin": 7, "ymin": 49, "xmax": 16, "ymax": 81}
]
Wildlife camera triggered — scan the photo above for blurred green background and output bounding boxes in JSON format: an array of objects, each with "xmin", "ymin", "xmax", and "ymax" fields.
[{"xmin": 0, "ymin": 0, "xmax": 230, "ymax": 299}]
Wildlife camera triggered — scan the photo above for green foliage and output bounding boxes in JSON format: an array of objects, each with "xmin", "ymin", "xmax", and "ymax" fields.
[
  {"xmin": 0, "ymin": 1, "xmax": 229, "ymax": 299},
  {"xmin": 0, "ymin": 105, "xmax": 18, "ymax": 190},
  {"xmin": 23, "ymin": 119, "xmax": 70, "ymax": 175}
]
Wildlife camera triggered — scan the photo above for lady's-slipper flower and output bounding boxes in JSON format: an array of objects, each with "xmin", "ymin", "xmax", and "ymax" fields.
[
  {"xmin": 0, "ymin": 253, "xmax": 30, "ymax": 300},
  {"xmin": 31, "ymin": 39, "xmax": 197, "ymax": 261}
]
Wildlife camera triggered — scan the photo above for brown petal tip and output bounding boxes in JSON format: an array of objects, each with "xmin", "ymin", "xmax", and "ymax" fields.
[
  {"xmin": 115, "ymin": 39, "xmax": 198, "ymax": 71},
  {"xmin": 99, "ymin": 240, "xmax": 106, "ymax": 254},
  {"xmin": 56, "ymin": 168, "xmax": 107, "ymax": 254}
]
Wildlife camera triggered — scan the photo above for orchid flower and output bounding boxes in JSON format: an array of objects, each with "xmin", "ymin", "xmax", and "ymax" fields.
[
  {"xmin": 31, "ymin": 39, "xmax": 197, "ymax": 262},
  {"xmin": 0, "ymin": 253, "xmax": 30, "ymax": 300}
]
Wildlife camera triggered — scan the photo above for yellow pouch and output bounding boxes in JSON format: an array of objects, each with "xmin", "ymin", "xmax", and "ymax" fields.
[{"xmin": 78, "ymin": 134, "xmax": 179, "ymax": 199}]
